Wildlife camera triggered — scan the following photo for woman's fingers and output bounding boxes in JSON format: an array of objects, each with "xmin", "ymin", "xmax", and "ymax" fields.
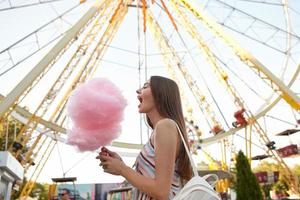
[
  {"xmin": 104, "ymin": 149, "xmax": 122, "ymax": 161},
  {"xmin": 96, "ymin": 151, "xmax": 111, "ymax": 172},
  {"xmin": 97, "ymin": 148, "xmax": 124, "ymax": 175},
  {"xmin": 99, "ymin": 159, "xmax": 109, "ymax": 170},
  {"xmin": 101, "ymin": 147, "xmax": 114, "ymax": 156},
  {"xmin": 101, "ymin": 147, "xmax": 120, "ymax": 158},
  {"xmin": 100, "ymin": 162, "xmax": 106, "ymax": 169},
  {"xmin": 96, "ymin": 151, "xmax": 110, "ymax": 161},
  {"xmin": 101, "ymin": 147, "xmax": 109, "ymax": 154}
]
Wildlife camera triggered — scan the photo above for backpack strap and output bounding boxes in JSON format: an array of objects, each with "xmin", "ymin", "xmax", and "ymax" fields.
[
  {"xmin": 203, "ymin": 174, "xmax": 219, "ymax": 187},
  {"xmin": 174, "ymin": 122, "xmax": 198, "ymax": 177}
]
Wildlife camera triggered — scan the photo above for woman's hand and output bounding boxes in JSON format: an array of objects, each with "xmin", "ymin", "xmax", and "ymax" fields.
[
  {"xmin": 96, "ymin": 147, "xmax": 126, "ymax": 175},
  {"xmin": 100, "ymin": 147, "xmax": 123, "ymax": 161}
]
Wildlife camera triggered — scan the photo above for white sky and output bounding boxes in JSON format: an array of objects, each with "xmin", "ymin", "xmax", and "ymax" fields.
[{"xmin": 0, "ymin": 0, "xmax": 300, "ymax": 184}]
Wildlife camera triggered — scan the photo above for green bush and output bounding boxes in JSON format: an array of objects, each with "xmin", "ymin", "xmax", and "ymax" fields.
[{"xmin": 235, "ymin": 150, "xmax": 263, "ymax": 200}]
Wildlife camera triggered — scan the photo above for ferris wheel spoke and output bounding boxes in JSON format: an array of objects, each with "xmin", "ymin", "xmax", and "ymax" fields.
[
  {"xmin": 236, "ymin": 0, "xmax": 282, "ymax": 6},
  {"xmin": 0, "ymin": 0, "xmax": 68, "ymax": 12},
  {"xmin": 205, "ymin": 0, "xmax": 300, "ymax": 54},
  {"xmin": 222, "ymin": 24, "xmax": 285, "ymax": 54},
  {"xmin": 0, "ymin": 4, "xmax": 81, "ymax": 76}
]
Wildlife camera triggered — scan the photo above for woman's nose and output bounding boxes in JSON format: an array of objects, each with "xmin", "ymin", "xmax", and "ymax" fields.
[{"xmin": 136, "ymin": 88, "xmax": 141, "ymax": 94}]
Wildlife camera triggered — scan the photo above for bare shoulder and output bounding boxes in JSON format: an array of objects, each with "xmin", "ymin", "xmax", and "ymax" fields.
[
  {"xmin": 154, "ymin": 119, "xmax": 180, "ymax": 154},
  {"xmin": 156, "ymin": 118, "xmax": 177, "ymax": 130},
  {"xmin": 154, "ymin": 118, "xmax": 178, "ymax": 140}
]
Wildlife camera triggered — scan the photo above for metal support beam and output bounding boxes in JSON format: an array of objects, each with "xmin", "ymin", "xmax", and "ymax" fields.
[
  {"xmin": 0, "ymin": 1, "xmax": 104, "ymax": 118},
  {"xmin": 176, "ymin": 0, "xmax": 300, "ymax": 110}
]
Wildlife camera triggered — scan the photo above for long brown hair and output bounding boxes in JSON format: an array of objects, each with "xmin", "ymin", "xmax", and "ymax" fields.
[{"xmin": 146, "ymin": 76, "xmax": 193, "ymax": 182}]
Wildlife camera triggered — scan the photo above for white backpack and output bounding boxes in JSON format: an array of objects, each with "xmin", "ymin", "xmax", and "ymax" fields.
[{"xmin": 173, "ymin": 123, "xmax": 221, "ymax": 200}]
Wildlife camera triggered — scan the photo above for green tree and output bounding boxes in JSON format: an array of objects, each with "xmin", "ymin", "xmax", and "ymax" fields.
[
  {"xmin": 235, "ymin": 150, "xmax": 263, "ymax": 200},
  {"xmin": 253, "ymin": 161, "xmax": 280, "ymax": 173},
  {"xmin": 253, "ymin": 161, "xmax": 300, "ymax": 197},
  {"xmin": 86, "ymin": 192, "xmax": 91, "ymax": 200},
  {"xmin": 11, "ymin": 179, "xmax": 49, "ymax": 200},
  {"xmin": 0, "ymin": 118, "xmax": 46, "ymax": 199},
  {"xmin": 272, "ymin": 179, "xmax": 289, "ymax": 198},
  {"xmin": 31, "ymin": 182, "xmax": 49, "ymax": 200},
  {"xmin": 0, "ymin": 118, "xmax": 23, "ymax": 151},
  {"xmin": 262, "ymin": 184, "xmax": 273, "ymax": 200},
  {"xmin": 292, "ymin": 165, "xmax": 300, "ymax": 176},
  {"xmin": 252, "ymin": 161, "xmax": 280, "ymax": 198}
]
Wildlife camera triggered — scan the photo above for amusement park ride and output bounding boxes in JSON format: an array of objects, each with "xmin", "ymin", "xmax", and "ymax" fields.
[{"xmin": 0, "ymin": 0, "xmax": 300, "ymax": 199}]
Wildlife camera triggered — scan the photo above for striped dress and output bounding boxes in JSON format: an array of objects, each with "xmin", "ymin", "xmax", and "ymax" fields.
[{"xmin": 132, "ymin": 131, "xmax": 182, "ymax": 200}]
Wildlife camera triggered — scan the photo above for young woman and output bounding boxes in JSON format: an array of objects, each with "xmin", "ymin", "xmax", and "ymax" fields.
[{"xmin": 96, "ymin": 76, "xmax": 192, "ymax": 200}]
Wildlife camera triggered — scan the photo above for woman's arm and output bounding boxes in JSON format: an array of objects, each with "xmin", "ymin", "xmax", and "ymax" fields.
[
  {"xmin": 152, "ymin": 119, "xmax": 180, "ymax": 198},
  {"xmin": 98, "ymin": 119, "xmax": 179, "ymax": 200}
]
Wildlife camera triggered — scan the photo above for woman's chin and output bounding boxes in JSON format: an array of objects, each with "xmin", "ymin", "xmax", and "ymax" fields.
[{"xmin": 138, "ymin": 108, "xmax": 145, "ymax": 113}]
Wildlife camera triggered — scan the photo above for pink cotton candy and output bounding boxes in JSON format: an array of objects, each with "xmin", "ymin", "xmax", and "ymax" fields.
[
  {"xmin": 66, "ymin": 78, "xmax": 127, "ymax": 152},
  {"xmin": 67, "ymin": 125, "xmax": 121, "ymax": 152}
]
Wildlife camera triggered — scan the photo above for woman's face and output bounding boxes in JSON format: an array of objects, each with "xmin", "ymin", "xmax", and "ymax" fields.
[{"xmin": 136, "ymin": 81, "xmax": 155, "ymax": 113}]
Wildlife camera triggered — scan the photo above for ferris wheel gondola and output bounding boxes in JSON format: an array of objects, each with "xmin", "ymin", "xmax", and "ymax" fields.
[{"xmin": 276, "ymin": 129, "xmax": 300, "ymax": 158}]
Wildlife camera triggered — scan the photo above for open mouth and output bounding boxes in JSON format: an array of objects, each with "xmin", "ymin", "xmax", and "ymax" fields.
[{"xmin": 137, "ymin": 96, "xmax": 143, "ymax": 107}]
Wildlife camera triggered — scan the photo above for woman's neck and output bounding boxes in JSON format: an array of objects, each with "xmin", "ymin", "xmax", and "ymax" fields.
[{"xmin": 147, "ymin": 110, "xmax": 165, "ymax": 128}]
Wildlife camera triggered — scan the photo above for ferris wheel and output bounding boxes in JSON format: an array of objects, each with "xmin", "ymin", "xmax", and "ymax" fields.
[{"xmin": 0, "ymin": 0, "xmax": 299, "ymax": 198}]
